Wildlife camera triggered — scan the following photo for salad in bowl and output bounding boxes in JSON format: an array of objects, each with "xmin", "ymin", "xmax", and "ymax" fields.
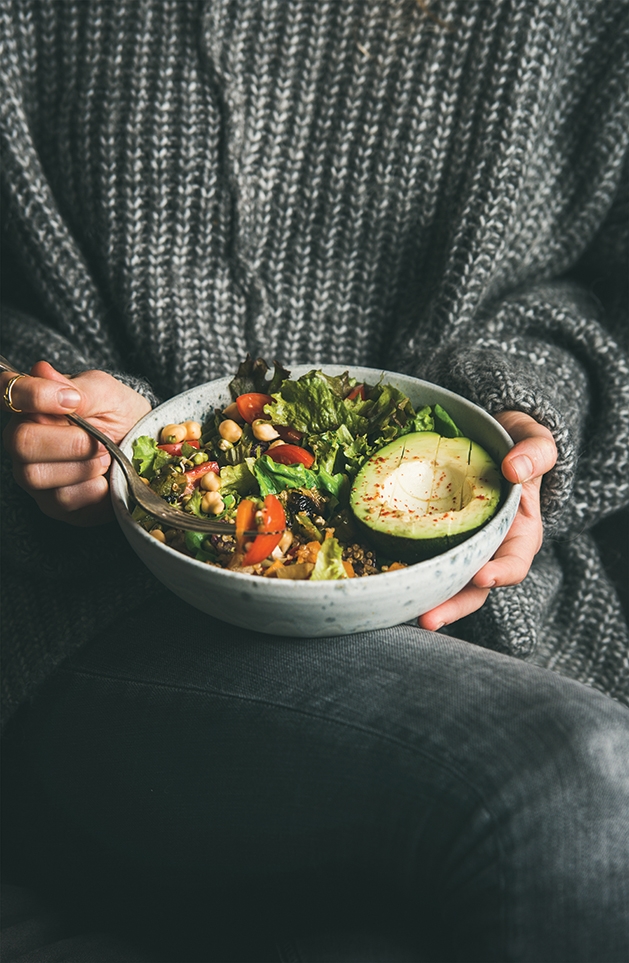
[
  {"xmin": 129, "ymin": 357, "xmax": 503, "ymax": 581},
  {"xmin": 111, "ymin": 361, "xmax": 520, "ymax": 635}
]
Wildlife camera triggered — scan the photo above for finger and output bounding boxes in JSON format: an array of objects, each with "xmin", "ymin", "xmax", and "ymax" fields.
[
  {"xmin": 418, "ymin": 582, "xmax": 491, "ymax": 631},
  {"xmin": 32, "ymin": 475, "xmax": 112, "ymax": 524},
  {"xmin": 495, "ymin": 411, "xmax": 557, "ymax": 483},
  {"xmin": 1, "ymin": 364, "xmax": 82, "ymax": 417},
  {"xmin": 473, "ymin": 485, "xmax": 544, "ymax": 588},
  {"xmin": 473, "ymin": 530, "xmax": 542, "ymax": 587},
  {"xmin": 13, "ymin": 452, "xmax": 111, "ymax": 492},
  {"xmin": 4, "ymin": 420, "xmax": 104, "ymax": 463}
]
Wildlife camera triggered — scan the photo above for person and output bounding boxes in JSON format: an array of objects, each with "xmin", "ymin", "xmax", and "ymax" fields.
[{"xmin": 1, "ymin": 0, "xmax": 628, "ymax": 960}]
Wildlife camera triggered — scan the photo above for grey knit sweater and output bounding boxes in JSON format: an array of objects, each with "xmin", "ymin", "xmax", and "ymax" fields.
[{"xmin": 1, "ymin": 0, "xmax": 628, "ymax": 725}]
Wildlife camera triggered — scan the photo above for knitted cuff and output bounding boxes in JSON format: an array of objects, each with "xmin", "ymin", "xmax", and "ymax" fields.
[
  {"xmin": 99, "ymin": 370, "xmax": 161, "ymax": 410},
  {"xmin": 424, "ymin": 341, "xmax": 586, "ymax": 534}
]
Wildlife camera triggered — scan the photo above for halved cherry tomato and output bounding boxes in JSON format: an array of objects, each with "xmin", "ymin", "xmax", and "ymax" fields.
[
  {"xmin": 274, "ymin": 424, "xmax": 303, "ymax": 443},
  {"xmin": 236, "ymin": 392, "xmax": 274, "ymax": 424},
  {"xmin": 236, "ymin": 498, "xmax": 258, "ymax": 551},
  {"xmin": 240, "ymin": 494, "xmax": 286, "ymax": 566},
  {"xmin": 183, "ymin": 461, "xmax": 220, "ymax": 494},
  {"xmin": 157, "ymin": 439, "xmax": 200, "ymax": 456},
  {"xmin": 265, "ymin": 444, "xmax": 315, "ymax": 469},
  {"xmin": 347, "ymin": 384, "xmax": 366, "ymax": 401}
]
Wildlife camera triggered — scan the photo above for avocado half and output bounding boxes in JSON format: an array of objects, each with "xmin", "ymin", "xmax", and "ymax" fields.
[{"xmin": 349, "ymin": 432, "xmax": 502, "ymax": 562}]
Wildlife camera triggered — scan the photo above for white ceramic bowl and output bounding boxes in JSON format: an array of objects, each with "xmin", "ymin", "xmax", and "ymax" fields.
[{"xmin": 111, "ymin": 366, "xmax": 520, "ymax": 636}]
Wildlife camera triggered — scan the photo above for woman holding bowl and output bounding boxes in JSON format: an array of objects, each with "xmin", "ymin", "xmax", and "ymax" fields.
[{"xmin": 1, "ymin": 1, "xmax": 628, "ymax": 960}]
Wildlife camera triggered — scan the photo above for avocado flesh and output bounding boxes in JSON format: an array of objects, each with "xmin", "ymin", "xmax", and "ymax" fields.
[{"xmin": 350, "ymin": 432, "xmax": 502, "ymax": 562}]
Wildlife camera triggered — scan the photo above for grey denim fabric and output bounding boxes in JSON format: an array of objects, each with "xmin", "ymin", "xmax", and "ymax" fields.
[{"xmin": 4, "ymin": 602, "xmax": 628, "ymax": 963}]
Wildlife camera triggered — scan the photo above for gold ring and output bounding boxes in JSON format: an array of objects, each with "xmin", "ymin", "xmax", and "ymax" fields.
[{"xmin": 3, "ymin": 373, "xmax": 25, "ymax": 413}]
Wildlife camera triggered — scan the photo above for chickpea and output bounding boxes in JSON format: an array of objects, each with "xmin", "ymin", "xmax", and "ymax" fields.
[
  {"xmin": 160, "ymin": 423, "xmax": 187, "ymax": 445},
  {"xmin": 267, "ymin": 439, "xmax": 286, "ymax": 450},
  {"xmin": 150, "ymin": 528, "xmax": 166, "ymax": 543},
  {"xmin": 252, "ymin": 419, "xmax": 279, "ymax": 441},
  {"xmin": 219, "ymin": 419, "xmax": 243, "ymax": 443},
  {"xmin": 222, "ymin": 402, "xmax": 244, "ymax": 423},
  {"xmin": 201, "ymin": 491, "xmax": 225, "ymax": 515},
  {"xmin": 200, "ymin": 470, "xmax": 221, "ymax": 492},
  {"xmin": 183, "ymin": 420, "xmax": 202, "ymax": 441}
]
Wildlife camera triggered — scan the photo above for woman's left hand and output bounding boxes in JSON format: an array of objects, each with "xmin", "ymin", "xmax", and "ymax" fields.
[{"xmin": 419, "ymin": 411, "xmax": 558, "ymax": 631}]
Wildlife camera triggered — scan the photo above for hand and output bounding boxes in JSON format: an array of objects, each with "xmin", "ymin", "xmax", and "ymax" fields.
[
  {"xmin": 2, "ymin": 361, "xmax": 151, "ymax": 526},
  {"xmin": 419, "ymin": 411, "xmax": 558, "ymax": 631}
]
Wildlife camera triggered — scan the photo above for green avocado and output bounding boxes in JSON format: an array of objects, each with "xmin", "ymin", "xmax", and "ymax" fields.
[{"xmin": 349, "ymin": 432, "xmax": 502, "ymax": 562}]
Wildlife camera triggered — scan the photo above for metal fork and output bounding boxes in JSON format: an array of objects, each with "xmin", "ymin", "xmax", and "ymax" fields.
[{"xmin": 0, "ymin": 355, "xmax": 268, "ymax": 536}]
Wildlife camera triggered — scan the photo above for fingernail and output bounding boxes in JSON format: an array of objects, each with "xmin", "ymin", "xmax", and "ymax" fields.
[
  {"xmin": 58, "ymin": 388, "xmax": 81, "ymax": 409},
  {"xmin": 435, "ymin": 621, "xmax": 446, "ymax": 631},
  {"xmin": 510, "ymin": 454, "xmax": 533, "ymax": 483}
]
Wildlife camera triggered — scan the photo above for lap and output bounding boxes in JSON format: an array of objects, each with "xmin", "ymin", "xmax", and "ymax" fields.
[{"xmin": 4, "ymin": 598, "xmax": 629, "ymax": 962}]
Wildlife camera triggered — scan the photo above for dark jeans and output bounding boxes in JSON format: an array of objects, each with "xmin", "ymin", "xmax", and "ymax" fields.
[{"xmin": 3, "ymin": 602, "xmax": 629, "ymax": 963}]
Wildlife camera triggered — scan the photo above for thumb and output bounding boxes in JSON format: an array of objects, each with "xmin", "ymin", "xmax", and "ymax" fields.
[
  {"xmin": 495, "ymin": 411, "xmax": 557, "ymax": 484},
  {"xmin": 30, "ymin": 360, "xmax": 77, "ymax": 388},
  {"xmin": 0, "ymin": 360, "xmax": 82, "ymax": 416},
  {"xmin": 29, "ymin": 360, "xmax": 83, "ymax": 413}
]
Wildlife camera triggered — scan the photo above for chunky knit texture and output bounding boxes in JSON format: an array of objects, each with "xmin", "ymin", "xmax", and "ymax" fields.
[{"xmin": 1, "ymin": 0, "xmax": 628, "ymax": 725}]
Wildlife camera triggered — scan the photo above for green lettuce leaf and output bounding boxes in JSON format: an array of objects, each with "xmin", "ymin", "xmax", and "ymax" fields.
[
  {"xmin": 341, "ymin": 433, "xmax": 374, "ymax": 476},
  {"xmin": 132, "ymin": 435, "xmax": 160, "ymax": 476},
  {"xmin": 184, "ymin": 530, "xmax": 220, "ymax": 562},
  {"xmin": 310, "ymin": 536, "xmax": 348, "ymax": 581},
  {"xmin": 228, "ymin": 355, "xmax": 291, "ymax": 399},
  {"xmin": 433, "ymin": 403, "xmax": 464, "ymax": 438},
  {"xmin": 183, "ymin": 488, "xmax": 205, "ymax": 517},
  {"xmin": 131, "ymin": 505, "xmax": 155, "ymax": 531},
  {"xmin": 315, "ymin": 468, "xmax": 348, "ymax": 500},
  {"xmin": 308, "ymin": 425, "xmax": 354, "ymax": 474},
  {"xmin": 407, "ymin": 405, "xmax": 434, "ymax": 433},
  {"xmin": 264, "ymin": 371, "xmax": 368, "ymax": 435},
  {"xmin": 219, "ymin": 460, "xmax": 258, "ymax": 496},
  {"xmin": 362, "ymin": 383, "xmax": 414, "ymax": 436},
  {"xmin": 153, "ymin": 449, "xmax": 174, "ymax": 475},
  {"xmin": 253, "ymin": 455, "xmax": 319, "ymax": 497}
]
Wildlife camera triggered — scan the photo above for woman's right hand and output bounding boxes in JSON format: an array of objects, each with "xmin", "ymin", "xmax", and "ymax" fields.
[{"xmin": 2, "ymin": 361, "xmax": 151, "ymax": 526}]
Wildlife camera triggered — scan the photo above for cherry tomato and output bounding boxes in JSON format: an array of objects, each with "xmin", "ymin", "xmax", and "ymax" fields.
[
  {"xmin": 183, "ymin": 461, "xmax": 220, "ymax": 494},
  {"xmin": 265, "ymin": 444, "xmax": 315, "ymax": 469},
  {"xmin": 157, "ymin": 439, "xmax": 200, "ymax": 456},
  {"xmin": 347, "ymin": 384, "xmax": 366, "ymax": 401},
  {"xmin": 236, "ymin": 392, "xmax": 274, "ymax": 424},
  {"xmin": 240, "ymin": 494, "xmax": 286, "ymax": 566}
]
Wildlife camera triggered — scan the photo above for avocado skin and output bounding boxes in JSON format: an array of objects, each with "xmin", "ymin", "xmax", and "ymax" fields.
[{"xmin": 353, "ymin": 516, "xmax": 492, "ymax": 563}]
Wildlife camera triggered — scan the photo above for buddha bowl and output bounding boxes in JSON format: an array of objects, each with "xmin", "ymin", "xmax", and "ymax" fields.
[{"xmin": 111, "ymin": 366, "xmax": 520, "ymax": 637}]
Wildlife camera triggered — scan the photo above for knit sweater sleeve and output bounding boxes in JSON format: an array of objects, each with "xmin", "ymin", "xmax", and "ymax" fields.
[
  {"xmin": 411, "ymin": 159, "xmax": 629, "ymax": 539},
  {"xmin": 423, "ymin": 281, "xmax": 628, "ymax": 537},
  {"xmin": 0, "ymin": 1, "xmax": 159, "ymax": 406},
  {"xmin": 0, "ymin": 305, "xmax": 161, "ymax": 408}
]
